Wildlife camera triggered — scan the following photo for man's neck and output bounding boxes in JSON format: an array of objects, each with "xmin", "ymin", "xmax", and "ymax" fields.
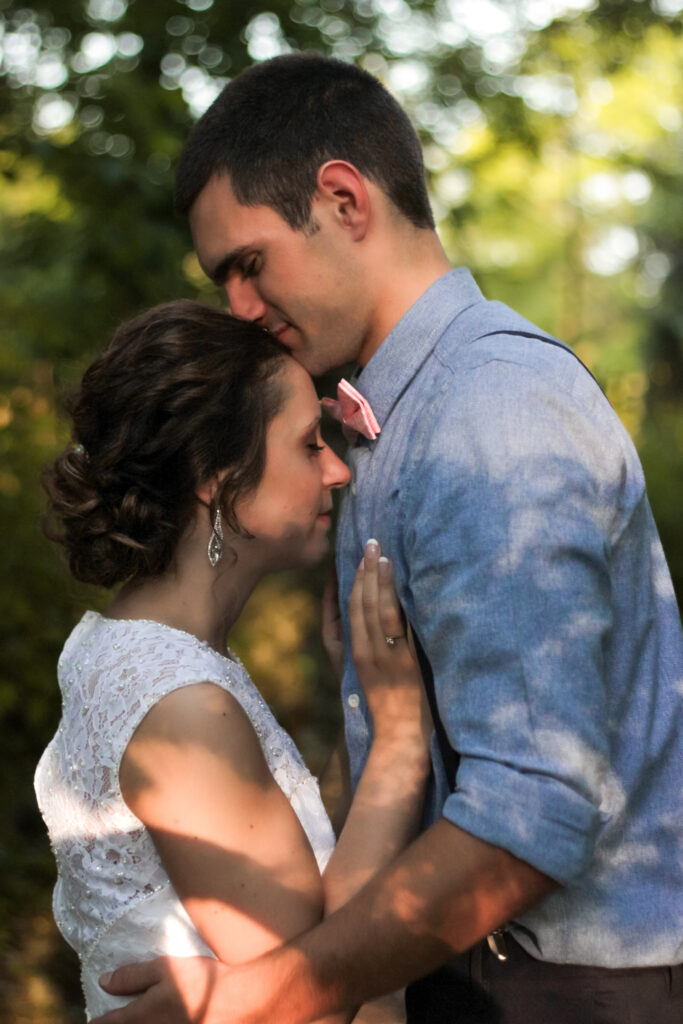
[{"xmin": 356, "ymin": 234, "xmax": 452, "ymax": 367}]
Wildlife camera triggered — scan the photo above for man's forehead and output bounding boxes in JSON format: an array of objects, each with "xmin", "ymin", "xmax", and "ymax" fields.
[
  {"xmin": 190, "ymin": 172, "xmax": 239, "ymax": 230},
  {"xmin": 189, "ymin": 176, "xmax": 254, "ymax": 277},
  {"xmin": 190, "ymin": 173, "xmax": 285, "ymax": 245}
]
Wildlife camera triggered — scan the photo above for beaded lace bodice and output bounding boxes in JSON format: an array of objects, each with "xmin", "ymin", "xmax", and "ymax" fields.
[{"xmin": 35, "ymin": 612, "xmax": 335, "ymax": 1020}]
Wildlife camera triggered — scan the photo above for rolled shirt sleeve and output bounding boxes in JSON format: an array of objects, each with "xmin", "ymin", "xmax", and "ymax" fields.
[{"xmin": 400, "ymin": 355, "xmax": 630, "ymax": 885}]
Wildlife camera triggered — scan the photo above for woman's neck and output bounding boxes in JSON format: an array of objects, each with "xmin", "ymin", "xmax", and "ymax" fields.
[{"xmin": 106, "ymin": 554, "xmax": 260, "ymax": 657}]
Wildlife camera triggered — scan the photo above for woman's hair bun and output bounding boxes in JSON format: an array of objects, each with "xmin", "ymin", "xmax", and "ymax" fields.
[{"xmin": 43, "ymin": 300, "xmax": 289, "ymax": 587}]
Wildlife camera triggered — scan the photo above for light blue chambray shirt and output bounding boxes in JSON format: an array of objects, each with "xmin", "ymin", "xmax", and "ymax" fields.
[{"xmin": 336, "ymin": 269, "xmax": 683, "ymax": 968}]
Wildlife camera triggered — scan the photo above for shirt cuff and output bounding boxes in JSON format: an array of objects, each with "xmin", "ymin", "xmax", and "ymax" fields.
[{"xmin": 441, "ymin": 757, "xmax": 603, "ymax": 885}]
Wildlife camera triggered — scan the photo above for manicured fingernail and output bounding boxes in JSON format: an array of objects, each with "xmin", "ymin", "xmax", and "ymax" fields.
[
  {"xmin": 378, "ymin": 556, "xmax": 391, "ymax": 578},
  {"xmin": 365, "ymin": 538, "xmax": 379, "ymax": 556},
  {"xmin": 99, "ymin": 973, "xmax": 112, "ymax": 988}
]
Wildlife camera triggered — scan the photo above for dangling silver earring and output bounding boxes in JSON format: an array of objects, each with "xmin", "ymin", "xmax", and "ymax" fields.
[{"xmin": 207, "ymin": 508, "xmax": 223, "ymax": 567}]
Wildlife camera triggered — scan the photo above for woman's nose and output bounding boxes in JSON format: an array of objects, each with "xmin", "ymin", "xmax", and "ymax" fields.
[{"xmin": 324, "ymin": 448, "xmax": 351, "ymax": 490}]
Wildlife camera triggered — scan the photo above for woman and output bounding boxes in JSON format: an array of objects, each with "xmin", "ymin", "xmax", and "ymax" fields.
[{"xmin": 35, "ymin": 301, "xmax": 432, "ymax": 1021}]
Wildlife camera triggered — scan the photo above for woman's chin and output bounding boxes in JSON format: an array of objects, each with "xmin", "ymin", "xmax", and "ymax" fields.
[
  {"xmin": 299, "ymin": 536, "xmax": 331, "ymax": 569},
  {"xmin": 299, "ymin": 533, "xmax": 332, "ymax": 570},
  {"xmin": 260, "ymin": 536, "xmax": 330, "ymax": 574}
]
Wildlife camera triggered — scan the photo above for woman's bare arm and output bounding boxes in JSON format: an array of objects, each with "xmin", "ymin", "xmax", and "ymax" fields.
[{"xmin": 120, "ymin": 682, "xmax": 327, "ymax": 965}]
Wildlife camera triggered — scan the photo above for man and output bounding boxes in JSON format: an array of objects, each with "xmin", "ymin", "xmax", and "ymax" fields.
[{"xmin": 97, "ymin": 54, "xmax": 683, "ymax": 1023}]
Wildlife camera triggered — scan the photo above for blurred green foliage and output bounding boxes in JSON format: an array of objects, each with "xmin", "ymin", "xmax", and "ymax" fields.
[{"xmin": 0, "ymin": 0, "xmax": 681, "ymax": 1018}]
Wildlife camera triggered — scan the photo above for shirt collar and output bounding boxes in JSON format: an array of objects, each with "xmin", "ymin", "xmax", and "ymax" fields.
[{"xmin": 352, "ymin": 268, "xmax": 483, "ymax": 428}]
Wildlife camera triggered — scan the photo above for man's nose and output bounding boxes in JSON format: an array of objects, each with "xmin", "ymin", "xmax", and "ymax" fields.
[{"xmin": 225, "ymin": 276, "xmax": 267, "ymax": 323}]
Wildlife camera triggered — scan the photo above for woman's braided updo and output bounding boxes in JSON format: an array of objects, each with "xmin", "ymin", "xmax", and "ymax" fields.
[{"xmin": 43, "ymin": 300, "xmax": 290, "ymax": 587}]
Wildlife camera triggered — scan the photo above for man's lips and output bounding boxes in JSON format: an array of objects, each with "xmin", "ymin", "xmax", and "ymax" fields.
[{"xmin": 272, "ymin": 323, "xmax": 293, "ymax": 344}]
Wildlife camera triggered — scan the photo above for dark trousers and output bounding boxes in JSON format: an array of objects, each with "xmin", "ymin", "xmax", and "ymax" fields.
[{"xmin": 405, "ymin": 936, "xmax": 683, "ymax": 1024}]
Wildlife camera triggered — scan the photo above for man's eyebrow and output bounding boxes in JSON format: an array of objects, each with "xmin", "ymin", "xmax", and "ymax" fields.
[{"xmin": 207, "ymin": 246, "xmax": 249, "ymax": 286}]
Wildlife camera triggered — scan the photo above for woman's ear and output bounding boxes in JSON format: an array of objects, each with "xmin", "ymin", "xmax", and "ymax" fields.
[
  {"xmin": 315, "ymin": 160, "xmax": 370, "ymax": 241},
  {"xmin": 195, "ymin": 475, "xmax": 219, "ymax": 508}
]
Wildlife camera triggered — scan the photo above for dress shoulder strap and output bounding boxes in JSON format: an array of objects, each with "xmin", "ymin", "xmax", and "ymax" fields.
[{"xmin": 63, "ymin": 616, "xmax": 242, "ymax": 795}]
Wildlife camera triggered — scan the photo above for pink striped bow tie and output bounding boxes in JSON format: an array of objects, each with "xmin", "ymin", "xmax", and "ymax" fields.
[{"xmin": 321, "ymin": 378, "xmax": 381, "ymax": 443}]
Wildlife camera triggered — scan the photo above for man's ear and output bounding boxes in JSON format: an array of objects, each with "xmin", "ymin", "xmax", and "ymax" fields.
[{"xmin": 315, "ymin": 160, "xmax": 370, "ymax": 241}]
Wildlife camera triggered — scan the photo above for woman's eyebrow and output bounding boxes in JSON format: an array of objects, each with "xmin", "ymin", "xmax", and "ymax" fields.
[{"xmin": 300, "ymin": 414, "xmax": 322, "ymax": 435}]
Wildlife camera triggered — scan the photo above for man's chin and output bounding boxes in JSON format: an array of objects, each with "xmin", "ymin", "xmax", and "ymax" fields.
[
  {"xmin": 290, "ymin": 350, "xmax": 337, "ymax": 379},
  {"xmin": 287, "ymin": 348, "xmax": 316, "ymax": 375}
]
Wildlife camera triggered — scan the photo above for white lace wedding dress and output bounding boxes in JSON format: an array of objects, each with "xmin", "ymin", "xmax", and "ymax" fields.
[{"xmin": 35, "ymin": 611, "xmax": 336, "ymax": 1020}]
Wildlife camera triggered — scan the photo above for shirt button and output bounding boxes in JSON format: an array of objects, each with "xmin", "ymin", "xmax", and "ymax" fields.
[
  {"xmin": 347, "ymin": 693, "xmax": 360, "ymax": 709},
  {"xmin": 350, "ymin": 479, "xmax": 357, "ymax": 496}
]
